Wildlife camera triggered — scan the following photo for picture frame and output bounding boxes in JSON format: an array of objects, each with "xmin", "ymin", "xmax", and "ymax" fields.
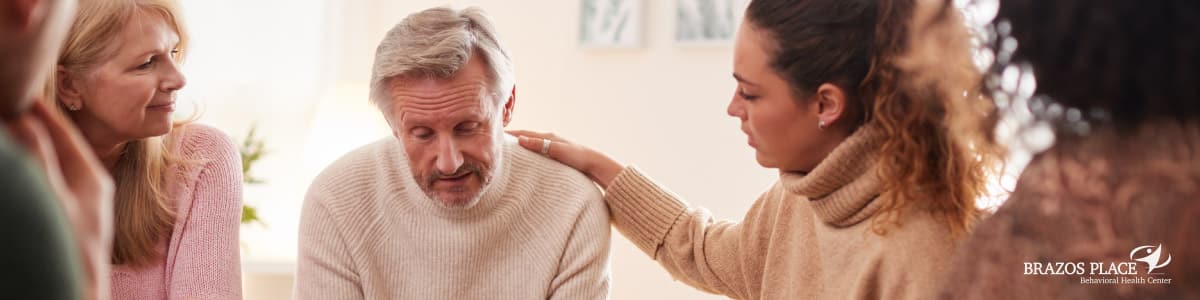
[
  {"xmin": 580, "ymin": 0, "xmax": 645, "ymax": 48},
  {"xmin": 675, "ymin": 0, "xmax": 746, "ymax": 46}
]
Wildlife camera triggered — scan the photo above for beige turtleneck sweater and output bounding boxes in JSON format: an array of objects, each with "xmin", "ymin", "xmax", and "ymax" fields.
[
  {"xmin": 295, "ymin": 136, "xmax": 611, "ymax": 299},
  {"xmin": 605, "ymin": 126, "xmax": 959, "ymax": 300}
]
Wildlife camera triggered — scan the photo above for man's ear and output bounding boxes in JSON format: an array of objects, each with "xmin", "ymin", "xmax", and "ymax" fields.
[
  {"xmin": 813, "ymin": 83, "xmax": 848, "ymax": 128},
  {"xmin": 501, "ymin": 85, "xmax": 515, "ymax": 126},
  {"xmin": 3, "ymin": 0, "xmax": 45, "ymax": 31},
  {"xmin": 386, "ymin": 116, "xmax": 399, "ymax": 138},
  {"xmin": 385, "ymin": 104, "xmax": 405, "ymax": 139}
]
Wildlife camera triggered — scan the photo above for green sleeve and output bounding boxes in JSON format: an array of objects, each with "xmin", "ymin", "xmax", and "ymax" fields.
[{"xmin": 0, "ymin": 133, "xmax": 84, "ymax": 300}]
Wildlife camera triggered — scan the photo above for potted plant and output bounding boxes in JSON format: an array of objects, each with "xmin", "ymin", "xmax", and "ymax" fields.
[{"xmin": 240, "ymin": 124, "xmax": 267, "ymax": 227}]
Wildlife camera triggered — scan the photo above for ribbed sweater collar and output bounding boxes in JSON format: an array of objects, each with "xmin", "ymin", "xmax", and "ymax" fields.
[{"xmin": 780, "ymin": 125, "xmax": 885, "ymax": 227}]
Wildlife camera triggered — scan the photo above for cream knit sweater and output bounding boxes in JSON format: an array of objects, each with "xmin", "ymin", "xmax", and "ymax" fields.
[
  {"xmin": 605, "ymin": 126, "xmax": 960, "ymax": 300},
  {"xmin": 295, "ymin": 136, "xmax": 610, "ymax": 299}
]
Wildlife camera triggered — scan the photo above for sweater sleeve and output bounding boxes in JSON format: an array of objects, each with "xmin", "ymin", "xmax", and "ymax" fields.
[
  {"xmin": 547, "ymin": 183, "xmax": 611, "ymax": 300},
  {"xmin": 295, "ymin": 189, "xmax": 363, "ymax": 300},
  {"xmin": 167, "ymin": 126, "xmax": 244, "ymax": 300},
  {"xmin": 0, "ymin": 136, "xmax": 85, "ymax": 300},
  {"xmin": 603, "ymin": 166, "xmax": 757, "ymax": 298}
]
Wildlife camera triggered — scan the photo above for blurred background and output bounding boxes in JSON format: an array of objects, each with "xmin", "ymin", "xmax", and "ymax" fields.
[{"xmin": 173, "ymin": 0, "xmax": 1013, "ymax": 298}]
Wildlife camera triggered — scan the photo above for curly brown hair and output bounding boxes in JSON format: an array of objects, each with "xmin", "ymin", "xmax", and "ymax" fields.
[{"xmin": 746, "ymin": 0, "xmax": 996, "ymax": 237}]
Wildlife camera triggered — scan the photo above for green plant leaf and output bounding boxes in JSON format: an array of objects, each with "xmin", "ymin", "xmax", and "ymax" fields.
[
  {"xmin": 242, "ymin": 204, "xmax": 266, "ymax": 226},
  {"xmin": 238, "ymin": 124, "xmax": 270, "ymax": 228}
]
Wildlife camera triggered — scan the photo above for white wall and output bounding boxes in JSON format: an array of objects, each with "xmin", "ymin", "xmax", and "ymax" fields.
[{"xmin": 179, "ymin": 0, "xmax": 776, "ymax": 299}]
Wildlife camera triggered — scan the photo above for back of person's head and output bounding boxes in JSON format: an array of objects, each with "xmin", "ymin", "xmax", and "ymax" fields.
[
  {"xmin": 917, "ymin": 0, "xmax": 1200, "ymax": 142},
  {"xmin": 46, "ymin": 0, "xmax": 189, "ymax": 267},
  {"xmin": 997, "ymin": 0, "xmax": 1200, "ymax": 134},
  {"xmin": 0, "ymin": 0, "xmax": 77, "ymax": 117},
  {"xmin": 369, "ymin": 6, "xmax": 514, "ymax": 121},
  {"xmin": 913, "ymin": 1, "xmax": 1200, "ymax": 295},
  {"xmin": 745, "ymin": 0, "xmax": 991, "ymax": 236}
]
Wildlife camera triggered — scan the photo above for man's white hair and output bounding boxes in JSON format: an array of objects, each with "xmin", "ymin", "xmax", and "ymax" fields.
[{"xmin": 369, "ymin": 7, "xmax": 515, "ymax": 118}]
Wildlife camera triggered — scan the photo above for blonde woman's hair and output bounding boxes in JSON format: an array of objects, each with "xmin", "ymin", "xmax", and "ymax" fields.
[
  {"xmin": 369, "ymin": 7, "xmax": 515, "ymax": 120},
  {"xmin": 43, "ymin": 0, "xmax": 192, "ymax": 267}
]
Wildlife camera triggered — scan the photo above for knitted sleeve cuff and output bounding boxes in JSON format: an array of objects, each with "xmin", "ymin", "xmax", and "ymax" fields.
[{"xmin": 603, "ymin": 166, "xmax": 689, "ymax": 256}]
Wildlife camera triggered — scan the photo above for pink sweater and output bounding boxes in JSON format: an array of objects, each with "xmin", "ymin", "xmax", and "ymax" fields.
[{"xmin": 110, "ymin": 124, "xmax": 244, "ymax": 300}]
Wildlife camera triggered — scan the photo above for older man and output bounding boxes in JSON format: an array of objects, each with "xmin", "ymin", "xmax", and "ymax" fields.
[{"xmin": 296, "ymin": 7, "xmax": 611, "ymax": 300}]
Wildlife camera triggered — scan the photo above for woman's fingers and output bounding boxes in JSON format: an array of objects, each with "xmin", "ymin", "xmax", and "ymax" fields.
[
  {"xmin": 511, "ymin": 130, "xmax": 591, "ymax": 172},
  {"xmin": 514, "ymin": 135, "xmax": 539, "ymax": 152},
  {"xmin": 506, "ymin": 130, "xmax": 564, "ymax": 142},
  {"xmin": 507, "ymin": 128, "xmax": 625, "ymax": 189},
  {"xmin": 509, "ymin": 130, "xmax": 571, "ymax": 159},
  {"xmin": 4, "ymin": 112, "xmax": 66, "ymax": 191},
  {"xmin": 31, "ymin": 101, "xmax": 113, "ymax": 197},
  {"xmin": 516, "ymin": 135, "xmax": 568, "ymax": 159},
  {"xmin": 28, "ymin": 101, "xmax": 113, "ymax": 300},
  {"xmin": 30, "ymin": 101, "xmax": 113, "ymax": 240},
  {"xmin": 505, "ymin": 129, "xmax": 541, "ymax": 138}
]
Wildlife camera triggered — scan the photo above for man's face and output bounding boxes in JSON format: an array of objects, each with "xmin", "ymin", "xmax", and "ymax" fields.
[{"xmin": 386, "ymin": 56, "xmax": 510, "ymax": 208}]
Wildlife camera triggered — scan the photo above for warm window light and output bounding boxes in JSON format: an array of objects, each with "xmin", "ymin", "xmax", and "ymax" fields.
[
  {"xmin": 239, "ymin": 82, "xmax": 389, "ymax": 267},
  {"xmin": 301, "ymin": 82, "xmax": 392, "ymax": 175}
]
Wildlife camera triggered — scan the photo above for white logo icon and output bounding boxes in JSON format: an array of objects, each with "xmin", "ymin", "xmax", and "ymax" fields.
[{"xmin": 1130, "ymin": 244, "xmax": 1172, "ymax": 274}]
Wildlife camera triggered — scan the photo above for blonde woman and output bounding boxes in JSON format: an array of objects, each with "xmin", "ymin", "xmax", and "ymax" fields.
[{"xmin": 45, "ymin": 0, "xmax": 243, "ymax": 298}]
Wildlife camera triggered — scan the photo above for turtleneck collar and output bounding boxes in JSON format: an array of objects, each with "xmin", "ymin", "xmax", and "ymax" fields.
[{"xmin": 780, "ymin": 125, "xmax": 885, "ymax": 227}]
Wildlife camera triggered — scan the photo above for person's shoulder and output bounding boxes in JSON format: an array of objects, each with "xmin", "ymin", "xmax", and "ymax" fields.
[
  {"xmin": 0, "ymin": 134, "xmax": 56, "ymax": 204},
  {"xmin": 0, "ymin": 133, "xmax": 28, "ymax": 167},
  {"xmin": 830, "ymin": 208, "xmax": 960, "ymax": 300},
  {"xmin": 501, "ymin": 137, "xmax": 604, "ymax": 217},
  {"xmin": 509, "ymin": 139, "xmax": 599, "ymax": 191},
  {"xmin": 304, "ymin": 138, "xmax": 404, "ymax": 221},
  {"xmin": 0, "ymin": 135, "xmax": 84, "ymax": 298},
  {"xmin": 308, "ymin": 137, "xmax": 400, "ymax": 199},
  {"xmin": 884, "ymin": 207, "xmax": 957, "ymax": 243},
  {"xmin": 868, "ymin": 207, "xmax": 961, "ymax": 274},
  {"xmin": 173, "ymin": 123, "xmax": 238, "ymax": 164}
]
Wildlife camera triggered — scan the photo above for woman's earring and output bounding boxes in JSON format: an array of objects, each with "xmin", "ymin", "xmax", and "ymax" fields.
[
  {"xmin": 67, "ymin": 103, "xmax": 80, "ymax": 111},
  {"xmin": 818, "ymin": 120, "xmax": 827, "ymax": 131}
]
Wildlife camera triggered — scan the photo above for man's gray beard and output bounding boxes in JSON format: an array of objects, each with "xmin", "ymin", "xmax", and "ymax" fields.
[
  {"xmin": 394, "ymin": 124, "xmax": 510, "ymax": 209},
  {"xmin": 423, "ymin": 169, "xmax": 491, "ymax": 209},
  {"xmin": 418, "ymin": 146, "xmax": 506, "ymax": 210}
]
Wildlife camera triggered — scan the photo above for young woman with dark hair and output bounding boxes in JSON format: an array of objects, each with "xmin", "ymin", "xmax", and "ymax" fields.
[{"xmin": 511, "ymin": 0, "xmax": 995, "ymax": 298}]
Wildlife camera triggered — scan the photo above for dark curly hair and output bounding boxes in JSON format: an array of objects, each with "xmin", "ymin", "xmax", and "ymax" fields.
[
  {"xmin": 916, "ymin": 1, "xmax": 1200, "ymax": 296},
  {"xmin": 929, "ymin": 0, "xmax": 1200, "ymax": 139},
  {"xmin": 747, "ymin": 0, "xmax": 992, "ymax": 237},
  {"xmin": 1009, "ymin": 0, "xmax": 1199, "ymax": 129}
]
